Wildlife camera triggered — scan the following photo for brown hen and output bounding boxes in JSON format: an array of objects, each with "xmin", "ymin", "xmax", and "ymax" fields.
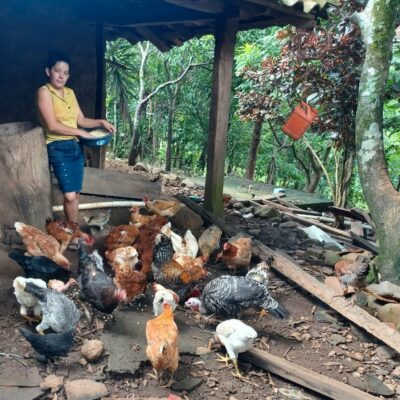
[
  {"xmin": 216, "ymin": 236, "xmax": 252, "ymax": 274},
  {"xmin": 46, "ymin": 218, "xmax": 94, "ymax": 254},
  {"xmin": 146, "ymin": 303, "xmax": 179, "ymax": 386},
  {"xmin": 129, "ymin": 207, "xmax": 157, "ymax": 227},
  {"xmin": 113, "ymin": 264, "xmax": 147, "ymax": 302},
  {"xmin": 15, "ymin": 222, "xmax": 70, "ymax": 269},
  {"xmin": 104, "ymin": 224, "xmax": 139, "ymax": 251},
  {"xmin": 144, "ymin": 197, "xmax": 183, "ymax": 217},
  {"xmin": 335, "ymin": 257, "xmax": 369, "ymax": 294}
]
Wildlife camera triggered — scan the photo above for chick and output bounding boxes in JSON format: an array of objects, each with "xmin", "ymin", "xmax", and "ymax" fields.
[{"xmin": 210, "ymin": 319, "xmax": 257, "ymax": 378}]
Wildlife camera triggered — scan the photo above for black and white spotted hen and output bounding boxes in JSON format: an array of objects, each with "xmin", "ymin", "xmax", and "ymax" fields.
[{"xmin": 185, "ymin": 275, "xmax": 288, "ymax": 318}]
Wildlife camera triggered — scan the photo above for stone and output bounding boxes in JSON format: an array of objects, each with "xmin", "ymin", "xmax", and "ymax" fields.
[
  {"xmin": 255, "ymin": 206, "xmax": 281, "ymax": 219},
  {"xmin": 64, "ymin": 379, "xmax": 108, "ymax": 400},
  {"xmin": 342, "ymin": 359, "xmax": 361, "ymax": 372},
  {"xmin": 321, "ymin": 267, "xmax": 334, "ymax": 276},
  {"xmin": 365, "ymin": 374, "xmax": 394, "ymax": 396},
  {"xmin": 341, "ymin": 253, "xmax": 362, "ymax": 262},
  {"xmin": 132, "ymin": 163, "xmax": 148, "ymax": 172},
  {"xmin": 377, "ymin": 304, "xmax": 400, "ymax": 326},
  {"xmin": 171, "ymin": 206, "xmax": 203, "ymax": 235},
  {"xmin": 162, "ymin": 173, "xmax": 178, "ymax": 181},
  {"xmin": 81, "ymin": 340, "xmax": 104, "ymax": 362},
  {"xmin": 390, "ymin": 365, "xmax": 400, "ymax": 378},
  {"xmin": 353, "ymin": 291, "xmax": 369, "ymax": 307},
  {"xmin": 171, "ymin": 377, "xmax": 202, "ymax": 392},
  {"xmin": 314, "ymin": 310, "xmax": 340, "ymax": 325},
  {"xmin": 279, "ymin": 221, "xmax": 298, "ymax": 229},
  {"xmin": 323, "ymin": 251, "xmax": 341, "ymax": 267},
  {"xmin": 40, "ymin": 374, "xmax": 64, "ymax": 392},
  {"xmin": 375, "ymin": 345, "xmax": 396, "ymax": 362},
  {"xmin": 350, "ymin": 324, "xmax": 374, "ymax": 342},
  {"xmin": 181, "ymin": 178, "xmax": 196, "ymax": 188},
  {"xmin": 327, "ymin": 334, "xmax": 346, "ymax": 346},
  {"xmin": 368, "ymin": 281, "xmax": 400, "ymax": 301},
  {"xmin": 347, "ymin": 376, "xmax": 366, "ymax": 392},
  {"xmin": 195, "ymin": 346, "xmax": 211, "ymax": 356},
  {"xmin": 348, "ymin": 352, "xmax": 364, "ymax": 362}
]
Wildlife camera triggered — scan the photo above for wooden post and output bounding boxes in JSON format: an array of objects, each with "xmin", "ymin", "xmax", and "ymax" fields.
[
  {"xmin": 0, "ymin": 123, "xmax": 52, "ymax": 231},
  {"xmin": 204, "ymin": 12, "xmax": 238, "ymax": 216},
  {"xmin": 85, "ymin": 22, "xmax": 106, "ymax": 169}
]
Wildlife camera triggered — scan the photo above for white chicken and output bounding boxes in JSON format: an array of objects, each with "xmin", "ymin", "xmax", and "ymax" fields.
[
  {"xmin": 159, "ymin": 222, "xmax": 198, "ymax": 258},
  {"xmin": 210, "ymin": 319, "xmax": 257, "ymax": 378},
  {"xmin": 152, "ymin": 283, "xmax": 180, "ymax": 316},
  {"xmin": 13, "ymin": 276, "xmax": 47, "ymax": 322}
]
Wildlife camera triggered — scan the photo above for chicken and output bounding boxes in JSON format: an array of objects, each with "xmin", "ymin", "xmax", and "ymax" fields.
[
  {"xmin": 146, "ymin": 303, "xmax": 179, "ymax": 386},
  {"xmin": 210, "ymin": 319, "xmax": 257, "ymax": 377},
  {"xmin": 19, "ymin": 327, "xmax": 75, "ymax": 361},
  {"xmin": 246, "ymin": 261, "xmax": 270, "ymax": 284},
  {"xmin": 335, "ymin": 257, "xmax": 370, "ymax": 294},
  {"xmin": 104, "ymin": 224, "xmax": 139, "ymax": 251},
  {"xmin": 216, "ymin": 236, "xmax": 252, "ymax": 274},
  {"xmin": 130, "ymin": 206, "xmax": 157, "ymax": 227},
  {"xmin": 135, "ymin": 216, "xmax": 169, "ymax": 274},
  {"xmin": 223, "ymin": 193, "xmax": 232, "ymax": 204},
  {"xmin": 24, "ymin": 282, "xmax": 80, "ymax": 334},
  {"xmin": 172, "ymin": 253, "xmax": 208, "ymax": 284},
  {"xmin": 152, "ymin": 236, "xmax": 207, "ymax": 299},
  {"xmin": 13, "ymin": 277, "xmax": 47, "ymax": 322},
  {"xmin": 105, "ymin": 246, "xmax": 139, "ymax": 270},
  {"xmin": 48, "ymin": 278, "xmax": 78, "ymax": 292},
  {"xmin": 79, "ymin": 240, "xmax": 127, "ymax": 313},
  {"xmin": 185, "ymin": 275, "xmax": 288, "ymax": 319},
  {"xmin": 144, "ymin": 197, "xmax": 183, "ymax": 217},
  {"xmin": 9, "ymin": 249, "xmax": 72, "ymax": 283},
  {"xmin": 14, "ymin": 222, "xmax": 70, "ymax": 269},
  {"xmin": 45, "ymin": 218, "xmax": 94, "ymax": 253},
  {"xmin": 160, "ymin": 223, "xmax": 198, "ymax": 258},
  {"xmin": 198, "ymin": 225, "xmax": 222, "ymax": 261},
  {"xmin": 152, "ymin": 283, "xmax": 179, "ymax": 316}
]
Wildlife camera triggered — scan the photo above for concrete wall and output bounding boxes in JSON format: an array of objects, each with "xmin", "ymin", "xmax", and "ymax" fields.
[{"xmin": 0, "ymin": 1, "xmax": 97, "ymax": 124}]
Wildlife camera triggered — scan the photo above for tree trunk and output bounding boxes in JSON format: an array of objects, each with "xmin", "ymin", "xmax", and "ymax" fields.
[
  {"xmin": 166, "ymin": 82, "xmax": 181, "ymax": 171},
  {"xmin": 353, "ymin": 0, "xmax": 400, "ymax": 281},
  {"xmin": 245, "ymin": 119, "xmax": 263, "ymax": 180}
]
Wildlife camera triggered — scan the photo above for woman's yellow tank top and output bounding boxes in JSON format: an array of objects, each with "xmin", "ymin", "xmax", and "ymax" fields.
[{"xmin": 39, "ymin": 83, "xmax": 79, "ymax": 144}]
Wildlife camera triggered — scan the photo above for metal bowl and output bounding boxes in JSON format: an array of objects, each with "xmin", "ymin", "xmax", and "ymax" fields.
[{"xmin": 79, "ymin": 129, "xmax": 112, "ymax": 147}]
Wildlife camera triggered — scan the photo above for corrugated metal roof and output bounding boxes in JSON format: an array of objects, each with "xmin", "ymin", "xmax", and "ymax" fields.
[{"xmin": 282, "ymin": 0, "xmax": 339, "ymax": 14}]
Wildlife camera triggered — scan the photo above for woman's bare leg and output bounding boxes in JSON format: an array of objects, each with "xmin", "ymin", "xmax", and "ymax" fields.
[{"xmin": 64, "ymin": 192, "xmax": 79, "ymax": 222}]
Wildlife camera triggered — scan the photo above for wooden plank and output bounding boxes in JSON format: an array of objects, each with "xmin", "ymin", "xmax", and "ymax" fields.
[
  {"xmin": 164, "ymin": 0, "xmax": 225, "ymax": 13},
  {"xmin": 82, "ymin": 167, "xmax": 160, "ymax": 200},
  {"xmin": 252, "ymin": 241, "xmax": 400, "ymax": 353},
  {"xmin": 350, "ymin": 231, "xmax": 379, "ymax": 254},
  {"xmin": 242, "ymin": 348, "xmax": 379, "ymax": 400},
  {"xmin": 204, "ymin": 15, "xmax": 238, "ymax": 216}
]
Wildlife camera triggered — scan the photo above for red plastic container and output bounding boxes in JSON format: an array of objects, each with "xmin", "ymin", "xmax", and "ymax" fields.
[{"xmin": 282, "ymin": 102, "xmax": 318, "ymax": 140}]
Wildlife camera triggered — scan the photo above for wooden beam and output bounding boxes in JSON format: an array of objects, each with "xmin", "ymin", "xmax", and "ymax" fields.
[
  {"xmin": 135, "ymin": 27, "xmax": 172, "ymax": 52},
  {"xmin": 242, "ymin": 348, "xmax": 379, "ymax": 400},
  {"xmin": 350, "ymin": 231, "xmax": 379, "ymax": 254},
  {"xmin": 204, "ymin": 14, "xmax": 238, "ymax": 216},
  {"xmin": 163, "ymin": 0, "xmax": 225, "ymax": 13},
  {"xmin": 252, "ymin": 241, "xmax": 400, "ymax": 353},
  {"xmin": 244, "ymin": 0, "xmax": 315, "ymax": 18}
]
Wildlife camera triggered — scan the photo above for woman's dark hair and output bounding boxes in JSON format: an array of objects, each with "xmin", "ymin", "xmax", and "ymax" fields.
[{"xmin": 46, "ymin": 51, "xmax": 71, "ymax": 70}]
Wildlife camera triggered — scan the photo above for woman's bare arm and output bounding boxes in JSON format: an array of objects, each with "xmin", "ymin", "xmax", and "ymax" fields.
[{"xmin": 76, "ymin": 106, "xmax": 116, "ymax": 133}]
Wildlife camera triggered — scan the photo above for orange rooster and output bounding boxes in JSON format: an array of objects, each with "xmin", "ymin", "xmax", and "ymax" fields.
[
  {"xmin": 104, "ymin": 224, "xmax": 139, "ymax": 251},
  {"xmin": 144, "ymin": 197, "xmax": 183, "ymax": 217},
  {"xmin": 130, "ymin": 207, "xmax": 157, "ymax": 227},
  {"xmin": 45, "ymin": 218, "xmax": 94, "ymax": 254},
  {"xmin": 146, "ymin": 303, "xmax": 179, "ymax": 386},
  {"xmin": 15, "ymin": 222, "xmax": 70, "ymax": 269},
  {"xmin": 216, "ymin": 236, "xmax": 252, "ymax": 274}
]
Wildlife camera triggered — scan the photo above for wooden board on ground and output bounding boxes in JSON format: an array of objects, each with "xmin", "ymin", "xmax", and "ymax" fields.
[
  {"xmin": 81, "ymin": 167, "xmax": 160, "ymax": 200},
  {"xmin": 242, "ymin": 348, "xmax": 379, "ymax": 400}
]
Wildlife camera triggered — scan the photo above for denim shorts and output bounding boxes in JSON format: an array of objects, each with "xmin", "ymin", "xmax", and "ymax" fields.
[{"xmin": 47, "ymin": 139, "xmax": 84, "ymax": 193}]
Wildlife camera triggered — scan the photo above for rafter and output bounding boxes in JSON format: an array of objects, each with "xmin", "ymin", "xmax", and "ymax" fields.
[
  {"xmin": 135, "ymin": 26, "xmax": 172, "ymax": 51},
  {"xmin": 163, "ymin": 0, "xmax": 225, "ymax": 13}
]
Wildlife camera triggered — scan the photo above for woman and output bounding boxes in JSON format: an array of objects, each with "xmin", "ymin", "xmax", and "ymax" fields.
[{"xmin": 37, "ymin": 51, "xmax": 115, "ymax": 243}]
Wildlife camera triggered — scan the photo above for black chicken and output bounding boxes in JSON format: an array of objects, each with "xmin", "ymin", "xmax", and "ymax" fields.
[
  {"xmin": 185, "ymin": 275, "xmax": 289, "ymax": 318},
  {"xmin": 9, "ymin": 249, "xmax": 72, "ymax": 283},
  {"xmin": 78, "ymin": 239, "xmax": 126, "ymax": 313},
  {"xmin": 19, "ymin": 327, "xmax": 75, "ymax": 360}
]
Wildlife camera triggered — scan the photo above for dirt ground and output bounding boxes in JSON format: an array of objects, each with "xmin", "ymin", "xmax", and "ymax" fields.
[{"xmin": 1, "ymin": 159, "xmax": 399, "ymax": 400}]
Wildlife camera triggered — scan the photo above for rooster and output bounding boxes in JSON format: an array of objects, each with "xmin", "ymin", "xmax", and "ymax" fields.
[
  {"xmin": 14, "ymin": 222, "xmax": 70, "ymax": 269},
  {"xmin": 209, "ymin": 319, "xmax": 257, "ymax": 378},
  {"xmin": 185, "ymin": 275, "xmax": 288, "ymax": 319},
  {"xmin": 146, "ymin": 303, "xmax": 179, "ymax": 386},
  {"xmin": 79, "ymin": 240, "xmax": 127, "ymax": 313},
  {"xmin": 335, "ymin": 257, "xmax": 370, "ymax": 294},
  {"xmin": 152, "ymin": 283, "xmax": 179, "ymax": 316},
  {"xmin": 144, "ymin": 197, "xmax": 183, "ymax": 217},
  {"xmin": 216, "ymin": 235, "xmax": 252, "ymax": 274},
  {"xmin": 45, "ymin": 218, "xmax": 94, "ymax": 253}
]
